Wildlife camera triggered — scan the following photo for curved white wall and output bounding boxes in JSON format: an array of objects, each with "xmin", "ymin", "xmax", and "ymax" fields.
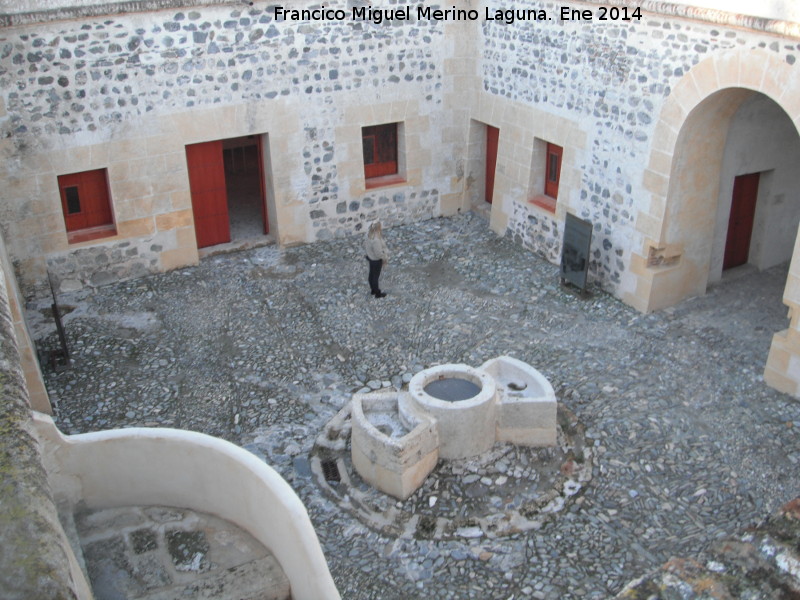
[{"xmin": 33, "ymin": 414, "xmax": 341, "ymax": 600}]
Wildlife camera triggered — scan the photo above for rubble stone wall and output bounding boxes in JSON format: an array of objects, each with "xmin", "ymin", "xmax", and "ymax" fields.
[
  {"xmin": 0, "ymin": 0, "xmax": 456, "ymax": 298},
  {"xmin": 477, "ymin": 0, "xmax": 800, "ymax": 291},
  {"xmin": 1, "ymin": 0, "xmax": 799, "ymax": 303}
]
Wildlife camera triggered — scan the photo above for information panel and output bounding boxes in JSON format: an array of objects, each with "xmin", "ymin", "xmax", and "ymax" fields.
[{"xmin": 560, "ymin": 213, "xmax": 592, "ymax": 294}]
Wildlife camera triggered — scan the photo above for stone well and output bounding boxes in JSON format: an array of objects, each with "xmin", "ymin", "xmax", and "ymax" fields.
[
  {"xmin": 407, "ymin": 364, "xmax": 497, "ymax": 459},
  {"xmin": 350, "ymin": 391, "xmax": 439, "ymax": 501},
  {"xmin": 350, "ymin": 357, "xmax": 558, "ymax": 500},
  {"xmin": 481, "ymin": 355, "xmax": 557, "ymax": 446}
]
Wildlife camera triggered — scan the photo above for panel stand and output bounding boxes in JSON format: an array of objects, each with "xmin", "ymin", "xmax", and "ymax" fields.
[{"xmin": 560, "ymin": 213, "xmax": 593, "ymax": 298}]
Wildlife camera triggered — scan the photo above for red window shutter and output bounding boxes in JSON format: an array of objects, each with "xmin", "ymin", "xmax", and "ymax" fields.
[
  {"xmin": 58, "ymin": 169, "xmax": 113, "ymax": 232},
  {"xmin": 545, "ymin": 143, "xmax": 563, "ymax": 199},
  {"xmin": 363, "ymin": 123, "xmax": 398, "ymax": 179},
  {"xmin": 80, "ymin": 169, "xmax": 113, "ymax": 228}
]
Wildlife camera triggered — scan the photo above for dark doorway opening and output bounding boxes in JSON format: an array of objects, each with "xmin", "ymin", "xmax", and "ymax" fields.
[
  {"xmin": 186, "ymin": 135, "xmax": 269, "ymax": 250},
  {"xmin": 223, "ymin": 136, "xmax": 269, "ymax": 242}
]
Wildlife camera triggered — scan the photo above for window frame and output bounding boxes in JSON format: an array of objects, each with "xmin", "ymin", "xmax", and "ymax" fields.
[
  {"xmin": 362, "ymin": 122, "xmax": 404, "ymax": 188},
  {"xmin": 57, "ymin": 168, "xmax": 117, "ymax": 244},
  {"xmin": 544, "ymin": 142, "xmax": 563, "ymax": 200},
  {"xmin": 529, "ymin": 140, "xmax": 563, "ymax": 213}
]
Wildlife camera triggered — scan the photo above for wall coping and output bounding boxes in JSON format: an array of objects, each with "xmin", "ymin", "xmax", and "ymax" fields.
[{"xmin": 1, "ymin": 0, "xmax": 799, "ymax": 38}]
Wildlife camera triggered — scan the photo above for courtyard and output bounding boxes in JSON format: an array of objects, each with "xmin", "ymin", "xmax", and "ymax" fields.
[{"xmin": 34, "ymin": 212, "xmax": 800, "ymax": 599}]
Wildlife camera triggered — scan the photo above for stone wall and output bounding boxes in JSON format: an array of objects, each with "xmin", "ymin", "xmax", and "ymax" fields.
[
  {"xmin": 0, "ymin": 0, "xmax": 457, "ymax": 298},
  {"xmin": 0, "ymin": 240, "xmax": 79, "ymax": 599},
  {"xmin": 1, "ymin": 0, "xmax": 800, "ymax": 305},
  {"xmin": 477, "ymin": 0, "xmax": 800, "ymax": 292}
]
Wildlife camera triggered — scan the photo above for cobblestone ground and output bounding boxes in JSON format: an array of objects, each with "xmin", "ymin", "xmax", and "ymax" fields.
[{"xmin": 34, "ymin": 212, "xmax": 800, "ymax": 599}]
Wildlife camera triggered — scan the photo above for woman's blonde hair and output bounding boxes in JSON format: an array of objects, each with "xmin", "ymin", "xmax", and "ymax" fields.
[{"xmin": 368, "ymin": 221, "xmax": 382, "ymax": 238}]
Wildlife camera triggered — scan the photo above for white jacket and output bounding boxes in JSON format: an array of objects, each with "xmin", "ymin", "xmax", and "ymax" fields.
[{"xmin": 364, "ymin": 235, "xmax": 389, "ymax": 261}]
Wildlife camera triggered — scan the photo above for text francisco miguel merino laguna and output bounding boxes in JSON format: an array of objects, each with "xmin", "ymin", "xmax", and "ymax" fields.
[{"xmin": 273, "ymin": 5, "xmax": 644, "ymax": 25}]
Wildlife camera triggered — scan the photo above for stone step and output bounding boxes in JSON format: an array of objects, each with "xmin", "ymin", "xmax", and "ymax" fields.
[
  {"xmin": 72, "ymin": 505, "xmax": 290, "ymax": 600},
  {"xmin": 135, "ymin": 555, "xmax": 290, "ymax": 600},
  {"xmin": 616, "ymin": 497, "xmax": 800, "ymax": 598}
]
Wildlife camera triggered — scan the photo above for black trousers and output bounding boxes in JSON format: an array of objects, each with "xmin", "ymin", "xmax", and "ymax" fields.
[{"xmin": 366, "ymin": 257, "xmax": 383, "ymax": 294}]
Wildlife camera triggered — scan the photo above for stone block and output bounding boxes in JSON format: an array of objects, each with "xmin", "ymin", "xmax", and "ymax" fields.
[
  {"xmin": 647, "ymin": 149, "xmax": 673, "ymax": 179},
  {"xmin": 89, "ymin": 143, "xmax": 111, "ymax": 167},
  {"xmin": 169, "ymin": 189, "xmax": 193, "ymax": 211},
  {"xmin": 160, "ymin": 247, "xmax": 198, "ymax": 271},
  {"xmin": 689, "ymin": 59, "xmax": 720, "ymax": 99},
  {"xmin": 634, "ymin": 211, "xmax": 664, "ymax": 242},
  {"xmin": 155, "ymin": 209, "xmax": 194, "ymax": 232},
  {"xmin": 174, "ymin": 226, "xmax": 197, "ymax": 249},
  {"xmin": 737, "ymin": 51, "xmax": 768, "ymax": 90},
  {"xmin": 112, "ymin": 178, "xmax": 150, "ymax": 204},
  {"xmin": 784, "ymin": 274, "xmax": 800, "ymax": 305},
  {"xmin": 108, "ymin": 138, "xmax": 149, "ymax": 162},
  {"xmin": 766, "ymin": 338, "xmax": 792, "ymax": 374},
  {"xmin": 118, "ymin": 217, "xmax": 155, "ymax": 238},
  {"xmin": 714, "ymin": 50, "xmax": 741, "ymax": 87},
  {"xmin": 350, "ymin": 391, "xmax": 439, "ymax": 500},
  {"xmin": 482, "ymin": 356, "xmax": 557, "ymax": 447},
  {"xmin": 50, "ymin": 147, "xmax": 92, "ymax": 174},
  {"xmin": 651, "ymin": 116, "xmax": 680, "ymax": 155},
  {"xmin": 642, "ymin": 169, "xmax": 669, "ymax": 198},
  {"xmin": 764, "ymin": 364, "xmax": 799, "ymax": 397},
  {"xmin": 439, "ymin": 193, "xmax": 466, "ymax": 216}
]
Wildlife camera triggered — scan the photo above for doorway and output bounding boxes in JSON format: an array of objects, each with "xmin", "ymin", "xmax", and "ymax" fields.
[
  {"xmin": 485, "ymin": 125, "xmax": 499, "ymax": 204},
  {"xmin": 223, "ymin": 136, "xmax": 269, "ymax": 242},
  {"xmin": 186, "ymin": 135, "xmax": 269, "ymax": 250},
  {"xmin": 723, "ymin": 172, "xmax": 760, "ymax": 271}
]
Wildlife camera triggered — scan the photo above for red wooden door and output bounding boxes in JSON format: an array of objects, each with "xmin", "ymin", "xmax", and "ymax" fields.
[
  {"xmin": 545, "ymin": 143, "xmax": 563, "ymax": 199},
  {"xmin": 58, "ymin": 169, "xmax": 113, "ymax": 232},
  {"xmin": 186, "ymin": 141, "xmax": 230, "ymax": 248},
  {"xmin": 723, "ymin": 172, "xmax": 760, "ymax": 270},
  {"xmin": 485, "ymin": 125, "xmax": 499, "ymax": 204}
]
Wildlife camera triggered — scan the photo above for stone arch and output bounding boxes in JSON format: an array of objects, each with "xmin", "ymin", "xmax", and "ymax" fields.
[
  {"xmin": 622, "ymin": 47, "xmax": 800, "ymax": 396},
  {"xmin": 624, "ymin": 48, "xmax": 800, "ymax": 311}
]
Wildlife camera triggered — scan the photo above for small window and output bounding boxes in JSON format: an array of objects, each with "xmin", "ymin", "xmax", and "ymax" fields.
[
  {"xmin": 58, "ymin": 168, "xmax": 116, "ymax": 243},
  {"xmin": 64, "ymin": 186, "xmax": 81, "ymax": 214},
  {"xmin": 544, "ymin": 143, "xmax": 563, "ymax": 199},
  {"xmin": 362, "ymin": 123, "xmax": 398, "ymax": 180}
]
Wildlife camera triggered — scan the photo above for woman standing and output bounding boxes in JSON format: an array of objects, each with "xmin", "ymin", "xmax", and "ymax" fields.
[{"xmin": 364, "ymin": 221, "xmax": 389, "ymax": 298}]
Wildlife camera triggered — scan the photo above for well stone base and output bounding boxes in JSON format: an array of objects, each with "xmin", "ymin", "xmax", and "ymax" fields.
[{"xmin": 350, "ymin": 356, "xmax": 557, "ymax": 499}]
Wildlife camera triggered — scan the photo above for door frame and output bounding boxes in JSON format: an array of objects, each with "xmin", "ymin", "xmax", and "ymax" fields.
[{"xmin": 723, "ymin": 172, "xmax": 760, "ymax": 270}]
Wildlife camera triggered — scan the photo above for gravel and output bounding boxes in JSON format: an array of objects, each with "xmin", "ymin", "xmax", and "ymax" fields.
[{"xmin": 34, "ymin": 211, "xmax": 800, "ymax": 599}]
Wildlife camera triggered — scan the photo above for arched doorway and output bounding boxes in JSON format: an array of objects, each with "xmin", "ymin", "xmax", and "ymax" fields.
[
  {"xmin": 624, "ymin": 48, "xmax": 800, "ymax": 396},
  {"xmin": 709, "ymin": 94, "xmax": 800, "ymax": 283},
  {"xmin": 658, "ymin": 89, "xmax": 800, "ymax": 297}
]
